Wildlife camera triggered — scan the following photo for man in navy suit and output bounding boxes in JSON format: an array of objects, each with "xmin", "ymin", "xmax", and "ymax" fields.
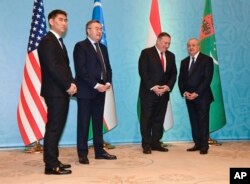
[
  {"xmin": 38, "ymin": 9, "xmax": 77, "ymax": 175},
  {"xmin": 178, "ymin": 38, "xmax": 214, "ymax": 154},
  {"xmin": 73, "ymin": 20, "xmax": 116, "ymax": 164},
  {"xmin": 138, "ymin": 32, "xmax": 177, "ymax": 154}
]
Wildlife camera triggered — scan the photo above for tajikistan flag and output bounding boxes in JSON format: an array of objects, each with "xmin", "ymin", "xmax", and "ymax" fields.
[{"xmin": 138, "ymin": 0, "xmax": 174, "ymax": 131}]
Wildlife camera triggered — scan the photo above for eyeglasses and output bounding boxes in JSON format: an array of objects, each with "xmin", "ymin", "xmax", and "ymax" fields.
[{"xmin": 88, "ymin": 27, "xmax": 103, "ymax": 32}]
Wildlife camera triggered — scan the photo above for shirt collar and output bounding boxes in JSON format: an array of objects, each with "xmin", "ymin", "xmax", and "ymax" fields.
[
  {"xmin": 50, "ymin": 30, "xmax": 61, "ymax": 40},
  {"xmin": 155, "ymin": 46, "xmax": 162, "ymax": 55},
  {"xmin": 190, "ymin": 52, "xmax": 200, "ymax": 61},
  {"xmin": 88, "ymin": 37, "xmax": 98, "ymax": 44}
]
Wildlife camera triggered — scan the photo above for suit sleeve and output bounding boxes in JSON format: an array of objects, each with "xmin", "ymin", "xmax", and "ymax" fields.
[
  {"xmin": 167, "ymin": 53, "xmax": 177, "ymax": 91},
  {"xmin": 196, "ymin": 56, "xmax": 214, "ymax": 95},
  {"xmin": 178, "ymin": 60, "xmax": 185, "ymax": 97},
  {"xmin": 38, "ymin": 40, "xmax": 73, "ymax": 91},
  {"xmin": 101, "ymin": 45, "xmax": 112, "ymax": 84},
  {"xmin": 138, "ymin": 50, "xmax": 154, "ymax": 90},
  {"xmin": 73, "ymin": 43, "xmax": 98, "ymax": 88}
]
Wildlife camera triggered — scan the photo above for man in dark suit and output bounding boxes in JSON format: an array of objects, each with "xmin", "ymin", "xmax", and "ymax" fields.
[
  {"xmin": 138, "ymin": 32, "xmax": 177, "ymax": 154},
  {"xmin": 38, "ymin": 9, "xmax": 77, "ymax": 175},
  {"xmin": 73, "ymin": 20, "xmax": 116, "ymax": 164},
  {"xmin": 178, "ymin": 38, "xmax": 214, "ymax": 154}
]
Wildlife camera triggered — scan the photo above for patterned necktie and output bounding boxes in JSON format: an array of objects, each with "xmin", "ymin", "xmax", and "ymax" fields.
[{"xmin": 94, "ymin": 42, "xmax": 107, "ymax": 82}]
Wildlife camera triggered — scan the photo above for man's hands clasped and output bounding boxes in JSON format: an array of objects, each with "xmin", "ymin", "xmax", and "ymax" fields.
[
  {"xmin": 96, "ymin": 83, "xmax": 111, "ymax": 93},
  {"xmin": 184, "ymin": 92, "xmax": 198, "ymax": 100},
  {"xmin": 152, "ymin": 85, "xmax": 170, "ymax": 96},
  {"xmin": 67, "ymin": 83, "xmax": 77, "ymax": 96}
]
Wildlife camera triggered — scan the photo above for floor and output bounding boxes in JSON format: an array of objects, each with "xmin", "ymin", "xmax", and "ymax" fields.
[{"xmin": 0, "ymin": 141, "xmax": 249, "ymax": 184}]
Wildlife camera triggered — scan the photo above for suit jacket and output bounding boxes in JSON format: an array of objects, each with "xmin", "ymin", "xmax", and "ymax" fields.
[
  {"xmin": 138, "ymin": 46, "xmax": 177, "ymax": 100},
  {"xmin": 73, "ymin": 38, "xmax": 112, "ymax": 99},
  {"xmin": 38, "ymin": 31, "xmax": 74, "ymax": 97},
  {"xmin": 178, "ymin": 52, "xmax": 214, "ymax": 104}
]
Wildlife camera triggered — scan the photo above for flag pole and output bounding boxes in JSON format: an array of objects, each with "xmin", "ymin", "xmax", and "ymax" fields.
[
  {"xmin": 208, "ymin": 137, "xmax": 222, "ymax": 146},
  {"xmin": 92, "ymin": 0, "xmax": 117, "ymax": 149},
  {"xmin": 103, "ymin": 141, "xmax": 115, "ymax": 149},
  {"xmin": 200, "ymin": 0, "xmax": 226, "ymax": 147},
  {"xmin": 24, "ymin": 141, "xmax": 43, "ymax": 153}
]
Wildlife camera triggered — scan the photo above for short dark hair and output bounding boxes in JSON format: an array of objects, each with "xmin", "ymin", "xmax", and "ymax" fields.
[
  {"xmin": 48, "ymin": 9, "xmax": 67, "ymax": 21},
  {"xmin": 85, "ymin": 20, "xmax": 101, "ymax": 35},
  {"xmin": 157, "ymin": 32, "xmax": 171, "ymax": 39}
]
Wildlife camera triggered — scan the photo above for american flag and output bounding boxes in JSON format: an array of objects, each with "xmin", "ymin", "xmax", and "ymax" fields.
[{"xmin": 17, "ymin": 0, "xmax": 47, "ymax": 146}]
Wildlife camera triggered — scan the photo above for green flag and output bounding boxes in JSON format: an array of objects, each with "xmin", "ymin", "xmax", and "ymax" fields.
[{"xmin": 199, "ymin": 0, "xmax": 226, "ymax": 132}]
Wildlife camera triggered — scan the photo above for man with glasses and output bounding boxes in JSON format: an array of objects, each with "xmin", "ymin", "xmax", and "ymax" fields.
[{"xmin": 73, "ymin": 20, "xmax": 116, "ymax": 165}]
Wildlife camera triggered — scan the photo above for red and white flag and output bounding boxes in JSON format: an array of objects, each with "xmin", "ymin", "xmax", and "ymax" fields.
[
  {"xmin": 17, "ymin": 0, "xmax": 47, "ymax": 145},
  {"xmin": 146, "ymin": 0, "xmax": 174, "ymax": 131}
]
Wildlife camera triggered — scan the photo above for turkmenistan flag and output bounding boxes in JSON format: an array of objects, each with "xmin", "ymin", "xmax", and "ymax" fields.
[
  {"xmin": 199, "ymin": 0, "xmax": 226, "ymax": 132},
  {"xmin": 137, "ymin": 0, "xmax": 174, "ymax": 131},
  {"xmin": 88, "ymin": 0, "xmax": 118, "ymax": 139}
]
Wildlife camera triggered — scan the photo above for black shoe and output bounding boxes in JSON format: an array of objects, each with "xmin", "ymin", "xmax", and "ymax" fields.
[
  {"xmin": 200, "ymin": 150, "xmax": 208, "ymax": 154},
  {"xmin": 95, "ymin": 152, "xmax": 117, "ymax": 160},
  {"xmin": 45, "ymin": 167, "xmax": 72, "ymax": 175},
  {"xmin": 79, "ymin": 156, "xmax": 89, "ymax": 164},
  {"xmin": 143, "ymin": 148, "xmax": 152, "ymax": 154},
  {"xmin": 152, "ymin": 146, "xmax": 168, "ymax": 152},
  {"xmin": 186, "ymin": 146, "xmax": 200, "ymax": 152},
  {"xmin": 59, "ymin": 162, "xmax": 71, "ymax": 169}
]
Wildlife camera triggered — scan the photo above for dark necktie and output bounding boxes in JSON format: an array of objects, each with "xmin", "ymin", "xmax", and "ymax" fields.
[
  {"xmin": 59, "ymin": 38, "xmax": 69, "ymax": 63},
  {"xmin": 59, "ymin": 38, "xmax": 65, "ymax": 49},
  {"xmin": 189, "ymin": 57, "xmax": 195, "ymax": 74},
  {"xmin": 94, "ymin": 42, "xmax": 107, "ymax": 82},
  {"xmin": 59, "ymin": 38, "xmax": 68, "ymax": 54}
]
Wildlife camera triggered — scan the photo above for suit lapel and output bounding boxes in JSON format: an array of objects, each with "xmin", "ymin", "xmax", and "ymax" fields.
[
  {"xmin": 61, "ymin": 45, "xmax": 69, "ymax": 63},
  {"xmin": 182, "ymin": 57, "xmax": 190, "ymax": 77},
  {"xmin": 152, "ymin": 47, "xmax": 164, "ymax": 72},
  {"xmin": 165, "ymin": 51, "xmax": 172, "ymax": 72},
  {"xmin": 86, "ymin": 39, "xmax": 100, "ymax": 62},
  {"xmin": 49, "ymin": 32, "xmax": 69, "ymax": 62},
  {"xmin": 188, "ymin": 53, "xmax": 201, "ymax": 76}
]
